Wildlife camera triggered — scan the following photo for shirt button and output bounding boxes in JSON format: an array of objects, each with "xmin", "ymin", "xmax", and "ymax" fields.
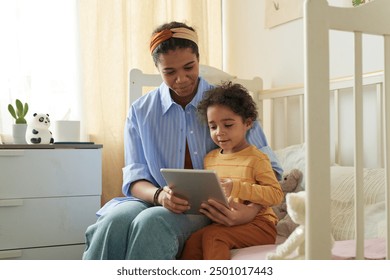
[{"xmin": 194, "ymin": 152, "xmax": 198, "ymax": 155}]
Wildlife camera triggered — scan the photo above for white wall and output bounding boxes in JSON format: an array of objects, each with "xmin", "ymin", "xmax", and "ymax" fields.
[
  {"xmin": 222, "ymin": 0, "xmax": 384, "ymax": 89},
  {"xmin": 222, "ymin": 0, "xmax": 385, "ymax": 166}
]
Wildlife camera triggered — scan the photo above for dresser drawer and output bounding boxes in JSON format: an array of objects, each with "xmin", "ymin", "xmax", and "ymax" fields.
[
  {"xmin": 0, "ymin": 244, "xmax": 85, "ymax": 260},
  {"xmin": 0, "ymin": 196, "xmax": 99, "ymax": 250},
  {"xmin": 0, "ymin": 149, "xmax": 101, "ymax": 198}
]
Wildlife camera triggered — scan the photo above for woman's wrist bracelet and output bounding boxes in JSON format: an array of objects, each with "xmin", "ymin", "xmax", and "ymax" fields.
[{"xmin": 153, "ymin": 187, "xmax": 163, "ymax": 206}]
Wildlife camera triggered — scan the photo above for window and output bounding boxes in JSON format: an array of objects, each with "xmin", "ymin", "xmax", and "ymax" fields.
[{"xmin": 0, "ymin": 0, "xmax": 81, "ymax": 140}]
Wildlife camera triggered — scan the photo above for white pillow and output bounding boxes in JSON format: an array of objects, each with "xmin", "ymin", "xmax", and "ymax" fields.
[
  {"xmin": 274, "ymin": 145, "xmax": 386, "ymax": 241},
  {"xmin": 275, "ymin": 143, "xmax": 306, "ymax": 188},
  {"xmin": 330, "ymin": 166, "xmax": 385, "ymax": 240}
]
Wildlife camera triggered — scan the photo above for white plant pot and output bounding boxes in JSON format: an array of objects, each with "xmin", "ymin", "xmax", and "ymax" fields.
[{"xmin": 12, "ymin": 124, "xmax": 28, "ymax": 144}]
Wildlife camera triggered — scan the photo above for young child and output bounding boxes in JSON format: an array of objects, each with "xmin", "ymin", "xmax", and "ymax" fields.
[{"xmin": 180, "ymin": 82, "xmax": 284, "ymax": 260}]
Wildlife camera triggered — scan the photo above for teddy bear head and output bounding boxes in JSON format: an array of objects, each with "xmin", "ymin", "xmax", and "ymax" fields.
[
  {"xmin": 280, "ymin": 169, "xmax": 303, "ymax": 193},
  {"xmin": 286, "ymin": 191, "xmax": 306, "ymax": 225},
  {"xmin": 30, "ymin": 113, "xmax": 51, "ymax": 129}
]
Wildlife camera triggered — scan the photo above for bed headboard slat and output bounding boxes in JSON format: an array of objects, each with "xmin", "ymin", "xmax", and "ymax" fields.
[
  {"xmin": 304, "ymin": 0, "xmax": 332, "ymax": 260},
  {"xmin": 353, "ymin": 31, "xmax": 365, "ymax": 260},
  {"xmin": 383, "ymin": 34, "xmax": 390, "ymax": 259}
]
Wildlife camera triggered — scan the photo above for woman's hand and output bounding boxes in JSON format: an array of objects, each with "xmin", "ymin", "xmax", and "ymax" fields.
[
  {"xmin": 131, "ymin": 180, "xmax": 190, "ymax": 214},
  {"xmin": 158, "ymin": 186, "xmax": 191, "ymax": 214},
  {"xmin": 199, "ymin": 198, "xmax": 264, "ymax": 226}
]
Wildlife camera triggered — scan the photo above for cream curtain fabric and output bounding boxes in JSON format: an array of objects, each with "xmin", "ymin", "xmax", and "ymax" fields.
[{"xmin": 79, "ymin": 0, "xmax": 222, "ymax": 205}]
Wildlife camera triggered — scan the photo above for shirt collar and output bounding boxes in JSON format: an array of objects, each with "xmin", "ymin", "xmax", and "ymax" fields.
[{"xmin": 160, "ymin": 77, "xmax": 208, "ymax": 114}]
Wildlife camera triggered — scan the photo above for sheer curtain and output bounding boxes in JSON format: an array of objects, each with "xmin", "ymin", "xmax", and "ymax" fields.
[
  {"xmin": 0, "ymin": 0, "xmax": 82, "ymax": 141},
  {"xmin": 78, "ymin": 0, "xmax": 222, "ymax": 205}
]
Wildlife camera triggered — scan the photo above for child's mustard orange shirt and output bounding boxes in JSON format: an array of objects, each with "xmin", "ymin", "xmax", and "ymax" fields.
[{"xmin": 204, "ymin": 145, "xmax": 284, "ymax": 224}]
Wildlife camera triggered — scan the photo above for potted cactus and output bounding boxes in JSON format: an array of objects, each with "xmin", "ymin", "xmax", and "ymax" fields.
[
  {"xmin": 352, "ymin": 0, "xmax": 371, "ymax": 6},
  {"xmin": 8, "ymin": 99, "xmax": 29, "ymax": 144}
]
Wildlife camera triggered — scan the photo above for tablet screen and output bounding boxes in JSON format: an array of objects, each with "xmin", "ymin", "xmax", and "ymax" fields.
[{"xmin": 160, "ymin": 168, "xmax": 229, "ymax": 215}]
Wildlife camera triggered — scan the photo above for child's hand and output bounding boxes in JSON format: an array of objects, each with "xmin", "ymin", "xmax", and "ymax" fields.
[{"xmin": 220, "ymin": 178, "xmax": 233, "ymax": 197}]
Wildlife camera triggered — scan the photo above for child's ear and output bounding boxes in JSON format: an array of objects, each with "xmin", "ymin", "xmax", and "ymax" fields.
[{"xmin": 245, "ymin": 118, "xmax": 253, "ymax": 129}]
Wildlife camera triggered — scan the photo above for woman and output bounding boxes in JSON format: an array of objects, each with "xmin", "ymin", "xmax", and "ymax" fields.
[{"xmin": 82, "ymin": 21, "xmax": 282, "ymax": 260}]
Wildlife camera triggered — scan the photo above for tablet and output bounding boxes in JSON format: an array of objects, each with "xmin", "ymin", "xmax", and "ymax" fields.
[{"xmin": 160, "ymin": 168, "xmax": 229, "ymax": 215}]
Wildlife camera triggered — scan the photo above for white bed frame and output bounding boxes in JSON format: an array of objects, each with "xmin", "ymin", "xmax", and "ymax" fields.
[
  {"xmin": 260, "ymin": 0, "xmax": 389, "ymax": 260},
  {"xmin": 128, "ymin": 0, "xmax": 389, "ymax": 260},
  {"xmin": 303, "ymin": 0, "xmax": 390, "ymax": 260},
  {"xmin": 129, "ymin": 65, "xmax": 263, "ymax": 106}
]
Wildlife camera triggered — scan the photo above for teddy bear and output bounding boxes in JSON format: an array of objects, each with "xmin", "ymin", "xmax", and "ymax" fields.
[
  {"xmin": 267, "ymin": 191, "xmax": 306, "ymax": 260},
  {"xmin": 25, "ymin": 113, "xmax": 54, "ymax": 144},
  {"xmin": 272, "ymin": 169, "xmax": 303, "ymax": 238}
]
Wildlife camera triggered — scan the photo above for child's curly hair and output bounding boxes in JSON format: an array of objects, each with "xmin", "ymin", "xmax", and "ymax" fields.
[{"xmin": 197, "ymin": 81, "xmax": 258, "ymax": 123}]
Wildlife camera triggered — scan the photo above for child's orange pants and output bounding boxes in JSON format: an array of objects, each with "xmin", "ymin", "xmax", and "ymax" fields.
[{"xmin": 180, "ymin": 215, "xmax": 276, "ymax": 260}]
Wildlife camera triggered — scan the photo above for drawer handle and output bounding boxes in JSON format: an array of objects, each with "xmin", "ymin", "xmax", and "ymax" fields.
[
  {"xmin": 0, "ymin": 150, "xmax": 25, "ymax": 157},
  {"xmin": 0, "ymin": 199, "xmax": 24, "ymax": 207},
  {"xmin": 0, "ymin": 250, "xmax": 23, "ymax": 259}
]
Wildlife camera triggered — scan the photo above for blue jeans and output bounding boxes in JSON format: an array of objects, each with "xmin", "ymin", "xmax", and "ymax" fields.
[{"xmin": 82, "ymin": 200, "xmax": 211, "ymax": 259}]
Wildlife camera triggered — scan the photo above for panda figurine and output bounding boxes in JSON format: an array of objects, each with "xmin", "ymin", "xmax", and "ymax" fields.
[{"xmin": 26, "ymin": 113, "xmax": 54, "ymax": 144}]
